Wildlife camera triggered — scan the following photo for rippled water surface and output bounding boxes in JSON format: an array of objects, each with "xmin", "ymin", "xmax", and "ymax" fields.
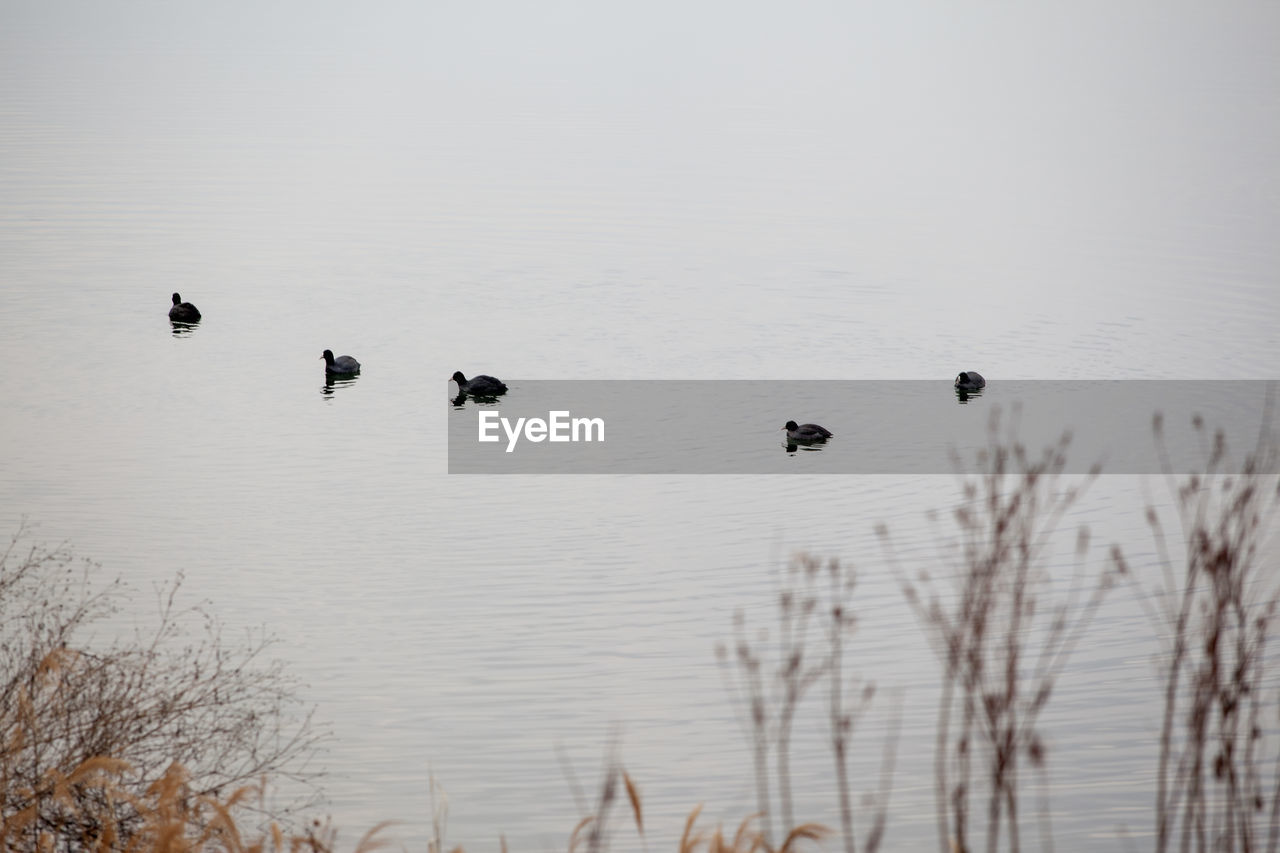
[{"xmin": 2, "ymin": 2, "xmax": 1279, "ymax": 850}]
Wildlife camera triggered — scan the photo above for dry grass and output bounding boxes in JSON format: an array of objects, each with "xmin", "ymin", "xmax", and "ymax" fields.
[
  {"xmin": 1, "ymin": 746, "xmax": 835, "ymax": 853},
  {"xmin": 672, "ymin": 805, "xmax": 829, "ymax": 853},
  {"xmin": 0, "ymin": 755, "xmax": 391, "ymax": 853}
]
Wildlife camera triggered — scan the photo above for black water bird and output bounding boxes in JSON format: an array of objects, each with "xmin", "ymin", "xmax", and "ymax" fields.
[
  {"xmin": 782, "ymin": 421, "xmax": 832, "ymax": 442},
  {"xmin": 168, "ymin": 293, "xmax": 201, "ymax": 323},
  {"xmin": 954, "ymin": 371, "xmax": 986, "ymax": 391},
  {"xmin": 322, "ymin": 349, "xmax": 361, "ymax": 375},
  {"xmin": 451, "ymin": 371, "xmax": 508, "ymax": 396}
]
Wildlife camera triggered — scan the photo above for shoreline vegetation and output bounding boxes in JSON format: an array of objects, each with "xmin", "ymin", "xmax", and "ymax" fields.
[{"xmin": 3, "ymin": 411, "xmax": 1278, "ymax": 853}]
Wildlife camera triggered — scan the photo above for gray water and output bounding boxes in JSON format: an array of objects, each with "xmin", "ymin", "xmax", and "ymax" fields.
[{"xmin": 2, "ymin": 2, "xmax": 1279, "ymax": 850}]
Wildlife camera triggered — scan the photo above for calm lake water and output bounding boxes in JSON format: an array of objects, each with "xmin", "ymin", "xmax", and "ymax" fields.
[{"xmin": 2, "ymin": 2, "xmax": 1279, "ymax": 850}]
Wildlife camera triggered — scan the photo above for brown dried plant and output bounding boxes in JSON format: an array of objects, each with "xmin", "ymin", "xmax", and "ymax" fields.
[
  {"xmin": 0, "ymin": 522, "xmax": 323, "ymax": 850},
  {"xmin": 1137, "ymin": 412, "xmax": 1280, "ymax": 853},
  {"xmin": 675, "ymin": 804, "xmax": 829, "ymax": 853},
  {"xmin": 716, "ymin": 554, "xmax": 893, "ymax": 853},
  {"xmin": 0, "ymin": 753, "xmax": 392, "ymax": 853},
  {"xmin": 879, "ymin": 412, "xmax": 1122, "ymax": 853},
  {"xmin": 563, "ymin": 751, "xmax": 646, "ymax": 853}
]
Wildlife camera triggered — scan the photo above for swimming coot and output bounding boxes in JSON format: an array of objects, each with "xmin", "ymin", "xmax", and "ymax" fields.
[
  {"xmin": 783, "ymin": 421, "xmax": 833, "ymax": 442},
  {"xmin": 322, "ymin": 349, "xmax": 361, "ymax": 375},
  {"xmin": 954, "ymin": 371, "xmax": 986, "ymax": 391},
  {"xmin": 451, "ymin": 371, "xmax": 508, "ymax": 396},
  {"xmin": 168, "ymin": 293, "xmax": 201, "ymax": 322}
]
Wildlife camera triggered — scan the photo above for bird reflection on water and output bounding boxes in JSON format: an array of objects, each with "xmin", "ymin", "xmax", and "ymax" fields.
[{"xmin": 322, "ymin": 373, "xmax": 360, "ymax": 398}]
